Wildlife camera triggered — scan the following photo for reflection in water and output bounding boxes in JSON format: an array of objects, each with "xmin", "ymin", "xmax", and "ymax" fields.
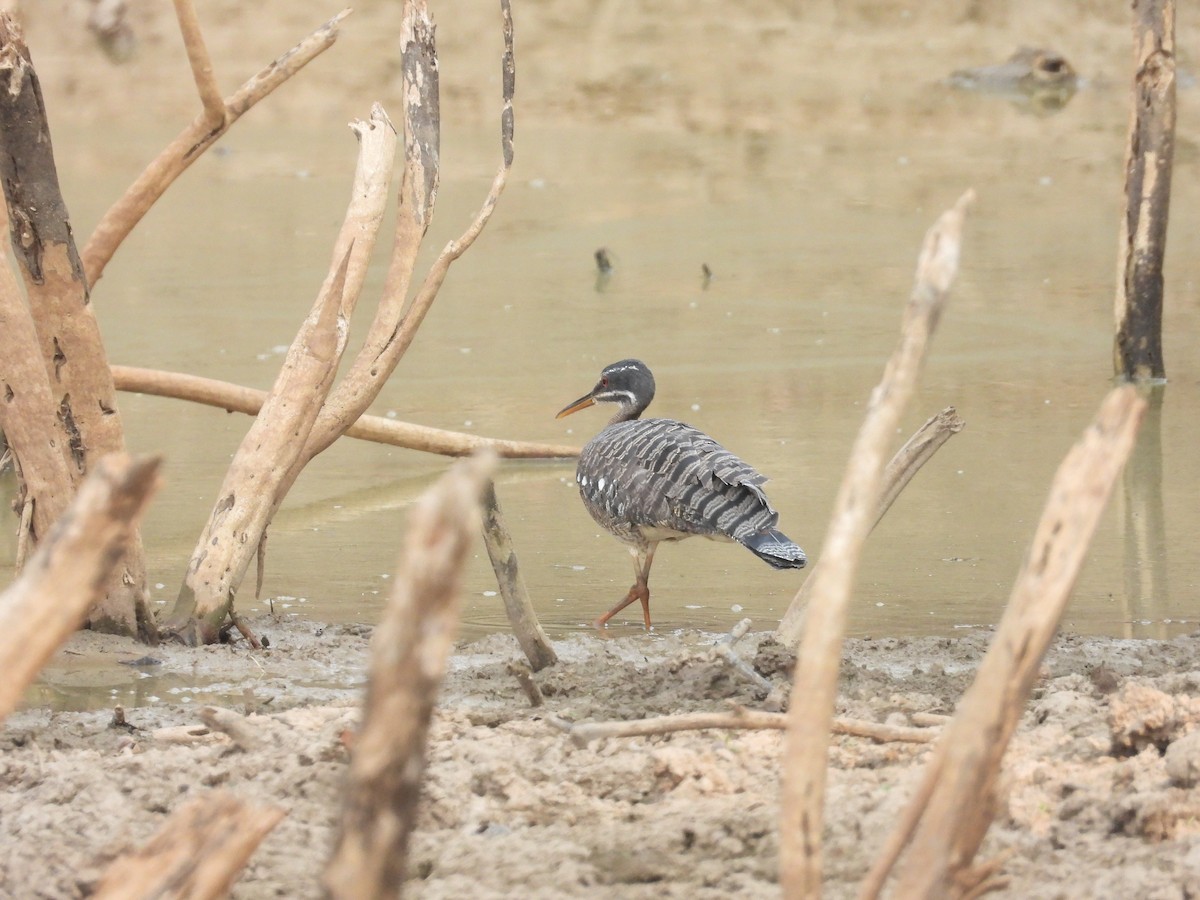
[{"xmin": 1120, "ymin": 387, "xmax": 1170, "ymax": 637}]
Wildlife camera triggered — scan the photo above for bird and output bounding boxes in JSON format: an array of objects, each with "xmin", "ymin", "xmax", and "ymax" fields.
[{"xmin": 556, "ymin": 358, "xmax": 806, "ymax": 629}]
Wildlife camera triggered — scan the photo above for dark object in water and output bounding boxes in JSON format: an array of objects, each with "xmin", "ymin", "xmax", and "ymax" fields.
[
  {"xmin": 948, "ymin": 47, "xmax": 1079, "ymax": 113},
  {"xmin": 594, "ymin": 248, "xmax": 613, "ymax": 274}
]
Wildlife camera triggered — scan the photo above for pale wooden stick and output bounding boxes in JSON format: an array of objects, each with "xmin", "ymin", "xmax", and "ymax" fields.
[
  {"xmin": 0, "ymin": 454, "xmax": 160, "ymax": 723},
  {"xmin": 111, "ymin": 364, "xmax": 578, "ymax": 458},
  {"xmin": 170, "ymin": 0, "xmax": 224, "ymax": 126},
  {"xmin": 711, "ymin": 618, "xmax": 774, "ymax": 695},
  {"xmin": 885, "ymin": 387, "xmax": 1145, "ymax": 898},
  {"xmin": 302, "ymin": 0, "xmax": 515, "ymax": 462},
  {"xmin": 481, "ymin": 480, "xmax": 558, "ymax": 671},
  {"xmin": 166, "ymin": 109, "xmax": 396, "ymax": 644},
  {"xmin": 92, "ymin": 791, "xmax": 284, "ymax": 900},
  {"xmin": 325, "ymin": 452, "xmax": 496, "ymax": 898},
  {"xmin": 82, "ymin": 9, "xmax": 352, "ymax": 286},
  {"xmin": 548, "ymin": 709, "xmax": 937, "ymax": 747},
  {"xmin": 780, "ymin": 192, "xmax": 973, "ymax": 899},
  {"xmin": 775, "ymin": 406, "xmax": 965, "ymax": 647},
  {"xmin": 1113, "ymin": 0, "xmax": 1175, "ymax": 380}
]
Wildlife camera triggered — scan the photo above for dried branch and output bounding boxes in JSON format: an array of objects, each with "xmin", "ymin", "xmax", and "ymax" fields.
[
  {"xmin": 884, "ymin": 387, "xmax": 1145, "ymax": 899},
  {"xmin": 481, "ymin": 480, "xmax": 558, "ymax": 671},
  {"xmin": 302, "ymin": 0, "xmax": 515, "ymax": 462},
  {"xmin": 780, "ymin": 191, "xmax": 973, "ymax": 898},
  {"xmin": 82, "ymin": 9, "xmax": 353, "ymax": 285},
  {"xmin": 0, "ymin": 14, "xmax": 152, "ymax": 636},
  {"xmin": 93, "ymin": 791, "xmax": 284, "ymax": 900},
  {"xmin": 167, "ymin": 108, "xmax": 395, "ymax": 644},
  {"xmin": 1114, "ymin": 0, "xmax": 1175, "ymax": 380},
  {"xmin": 325, "ymin": 452, "xmax": 495, "ymax": 898},
  {"xmin": 110, "ymin": 364, "xmax": 579, "ymax": 458},
  {"xmin": 171, "ymin": 0, "xmax": 224, "ymax": 126},
  {"xmin": 0, "ymin": 454, "xmax": 160, "ymax": 723},
  {"xmin": 776, "ymin": 406, "xmax": 965, "ymax": 647},
  {"xmin": 548, "ymin": 708, "xmax": 937, "ymax": 748}
]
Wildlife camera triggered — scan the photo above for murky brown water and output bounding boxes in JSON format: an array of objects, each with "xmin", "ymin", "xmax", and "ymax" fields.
[{"xmin": 3, "ymin": 53, "xmax": 1199, "ymax": 651}]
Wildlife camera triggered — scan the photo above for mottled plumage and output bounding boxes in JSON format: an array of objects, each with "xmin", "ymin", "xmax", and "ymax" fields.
[{"xmin": 557, "ymin": 359, "xmax": 806, "ymax": 628}]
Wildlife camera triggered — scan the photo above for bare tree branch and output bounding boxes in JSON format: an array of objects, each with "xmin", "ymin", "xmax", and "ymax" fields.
[
  {"xmin": 780, "ymin": 191, "xmax": 973, "ymax": 899},
  {"xmin": 170, "ymin": 0, "xmax": 224, "ymax": 126},
  {"xmin": 82, "ymin": 9, "xmax": 353, "ymax": 286},
  {"xmin": 110, "ymin": 364, "xmax": 579, "ymax": 458}
]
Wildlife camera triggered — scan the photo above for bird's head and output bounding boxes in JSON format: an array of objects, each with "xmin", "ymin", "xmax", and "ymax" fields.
[{"xmin": 556, "ymin": 358, "xmax": 656, "ymax": 424}]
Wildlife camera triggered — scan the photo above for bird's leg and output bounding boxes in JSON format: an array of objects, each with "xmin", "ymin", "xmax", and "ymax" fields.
[{"xmin": 594, "ymin": 545, "xmax": 657, "ymax": 629}]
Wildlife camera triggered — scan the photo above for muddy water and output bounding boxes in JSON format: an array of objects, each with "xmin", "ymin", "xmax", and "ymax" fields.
[{"xmin": 3, "ymin": 76, "xmax": 1199, "ymax": 647}]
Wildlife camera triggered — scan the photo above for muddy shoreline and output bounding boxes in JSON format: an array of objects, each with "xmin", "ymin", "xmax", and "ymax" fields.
[{"xmin": 4, "ymin": 620, "xmax": 1200, "ymax": 897}]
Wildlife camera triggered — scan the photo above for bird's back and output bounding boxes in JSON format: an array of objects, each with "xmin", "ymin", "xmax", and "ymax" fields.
[{"xmin": 575, "ymin": 418, "xmax": 804, "ymax": 568}]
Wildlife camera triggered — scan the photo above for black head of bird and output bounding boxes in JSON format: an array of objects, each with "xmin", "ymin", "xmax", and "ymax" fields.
[{"xmin": 557, "ymin": 358, "xmax": 806, "ymax": 630}]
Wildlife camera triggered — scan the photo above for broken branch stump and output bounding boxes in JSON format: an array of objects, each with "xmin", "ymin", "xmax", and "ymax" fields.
[
  {"xmin": 0, "ymin": 454, "xmax": 160, "ymax": 723},
  {"xmin": 481, "ymin": 479, "xmax": 558, "ymax": 671},
  {"xmin": 325, "ymin": 452, "xmax": 495, "ymax": 899},
  {"xmin": 93, "ymin": 790, "xmax": 284, "ymax": 900}
]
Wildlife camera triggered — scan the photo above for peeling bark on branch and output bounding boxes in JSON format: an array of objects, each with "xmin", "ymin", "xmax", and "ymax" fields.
[{"xmin": 0, "ymin": 13, "xmax": 152, "ymax": 638}]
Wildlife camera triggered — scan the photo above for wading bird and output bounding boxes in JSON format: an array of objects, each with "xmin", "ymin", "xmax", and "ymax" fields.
[{"xmin": 556, "ymin": 359, "xmax": 806, "ymax": 628}]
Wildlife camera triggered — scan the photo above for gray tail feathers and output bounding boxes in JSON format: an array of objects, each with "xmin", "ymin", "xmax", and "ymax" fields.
[{"xmin": 743, "ymin": 528, "xmax": 807, "ymax": 570}]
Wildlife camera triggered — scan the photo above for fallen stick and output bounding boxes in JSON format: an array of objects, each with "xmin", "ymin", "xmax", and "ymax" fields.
[
  {"xmin": 92, "ymin": 790, "xmax": 284, "ymax": 900},
  {"xmin": 507, "ymin": 661, "xmax": 544, "ymax": 707},
  {"xmin": 775, "ymin": 406, "xmax": 965, "ymax": 647},
  {"xmin": 198, "ymin": 706, "xmax": 259, "ymax": 752},
  {"xmin": 781, "ymin": 192, "xmax": 973, "ymax": 898},
  {"xmin": 325, "ymin": 452, "xmax": 495, "ymax": 899},
  {"xmin": 112, "ymin": 364, "xmax": 578, "ymax": 458},
  {"xmin": 481, "ymin": 480, "xmax": 558, "ymax": 671},
  {"xmin": 0, "ymin": 454, "xmax": 160, "ymax": 723},
  {"xmin": 711, "ymin": 618, "xmax": 774, "ymax": 696},
  {"xmin": 548, "ymin": 708, "xmax": 937, "ymax": 747},
  {"xmin": 82, "ymin": 9, "xmax": 352, "ymax": 285},
  {"xmin": 877, "ymin": 387, "xmax": 1145, "ymax": 898}
]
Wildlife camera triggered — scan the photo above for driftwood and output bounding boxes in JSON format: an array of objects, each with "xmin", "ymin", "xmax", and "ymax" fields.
[
  {"xmin": 325, "ymin": 453, "xmax": 495, "ymax": 898},
  {"xmin": 481, "ymin": 480, "xmax": 558, "ymax": 671},
  {"xmin": 711, "ymin": 618, "xmax": 775, "ymax": 696},
  {"xmin": 865, "ymin": 387, "xmax": 1145, "ymax": 899},
  {"xmin": 0, "ymin": 454, "xmax": 160, "ymax": 723},
  {"xmin": 166, "ymin": 0, "xmax": 517, "ymax": 644},
  {"xmin": 166, "ymin": 107, "xmax": 396, "ymax": 645},
  {"xmin": 0, "ymin": 13, "xmax": 153, "ymax": 637},
  {"xmin": 548, "ymin": 708, "xmax": 937, "ymax": 748},
  {"xmin": 82, "ymin": 6, "xmax": 352, "ymax": 286},
  {"xmin": 775, "ymin": 406, "xmax": 965, "ymax": 647},
  {"xmin": 92, "ymin": 790, "xmax": 285, "ymax": 900},
  {"xmin": 1113, "ymin": 0, "xmax": 1175, "ymax": 381},
  {"xmin": 780, "ymin": 191, "xmax": 972, "ymax": 898},
  {"xmin": 110, "ymin": 364, "xmax": 578, "ymax": 458}
]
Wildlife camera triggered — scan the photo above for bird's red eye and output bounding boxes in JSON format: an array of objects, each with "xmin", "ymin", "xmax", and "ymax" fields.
[{"xmin": 600, "ymin": 376, "xmax": 609, "ymax": 387}]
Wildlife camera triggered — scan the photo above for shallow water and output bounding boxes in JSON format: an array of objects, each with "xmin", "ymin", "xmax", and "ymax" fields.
[{"xmin": 3, "ymin": 55, "xmax": 1199, "ymax": 648}]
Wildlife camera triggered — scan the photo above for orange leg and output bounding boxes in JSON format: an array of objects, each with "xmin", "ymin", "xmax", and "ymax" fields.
[{"xmin": 594, "ymin": 544, "xmax": 657, "ymax": 629}]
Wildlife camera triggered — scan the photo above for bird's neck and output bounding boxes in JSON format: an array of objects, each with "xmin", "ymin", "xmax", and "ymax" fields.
[{"xmin": 608, "ymin": 404, "xmax": 646, "ymax": 426}]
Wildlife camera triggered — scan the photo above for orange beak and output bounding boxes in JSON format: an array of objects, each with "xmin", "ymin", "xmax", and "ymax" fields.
[{"xmin": 556, "ymin": 393, "xmax": 596, "ymax": 419}]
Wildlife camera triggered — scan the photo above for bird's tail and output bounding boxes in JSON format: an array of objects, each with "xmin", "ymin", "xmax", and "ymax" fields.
[{"xmin": 743, "ymin": 528, "xmax": 807, "ymax": 570}]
